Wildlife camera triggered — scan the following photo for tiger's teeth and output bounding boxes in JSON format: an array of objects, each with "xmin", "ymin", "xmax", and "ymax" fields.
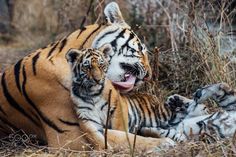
[{"xmin": 125, "ymin": 73, "xmax": 131, "ymax": 79}]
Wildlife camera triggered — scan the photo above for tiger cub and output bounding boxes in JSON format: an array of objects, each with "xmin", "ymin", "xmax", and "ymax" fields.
[{"xmin": 65, "ymin": 45, "xmax": 194, "ymax": 149}]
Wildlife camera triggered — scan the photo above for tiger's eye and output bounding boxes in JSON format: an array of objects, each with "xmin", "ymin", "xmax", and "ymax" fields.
[
  {"xmin": 99, "ymin": 58, "xmax": 104, "ymax": 65},
  {"xmin": 83, "ymin": 60, "xmax": 90, "ymax": 68}
]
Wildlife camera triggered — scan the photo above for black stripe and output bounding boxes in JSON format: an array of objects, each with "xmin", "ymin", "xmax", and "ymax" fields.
[
  {"xmin": 132, "ymin": 96, "xmax": 142, "ymax": 126},
  {"xmin": 56, "ymin": 80, "xmax": 70, "ymax": 92},
  {"xmin": 143, "ymin": 98, "xmax": 153, "ymax": 127},
  {"xmin": 76, "ymin": 26, "xmax": 87, "ymax": 39},
  {"xmin": 80, "ymin": 25, "xmax": 102, "ymax": 49},
  {"xmin": 164, "ymin": 104, "xmax": 172, "ymax": 118},
  {"xmin": 130, "ymin": 98, "xmax": 140, "ymax": 124},
  {"xmin": 47, "ymin": 41, "xmax": 59, "ymax": 58},
  {"xmin": 160, "ymin": 105, "xmax": 167, "ymax": 122},
  {"xmin": 100, "ymin": 102, "xmax": 108, "ymax": 111},
  {"xmin": 212, "ymin": 123, "xmax": 225, "ymax": 138},
  {"xmin": 94, "ymin": 28, "xmax": 119, "ymax": 47},
  {"xmin": 172, "ymin": 131, "xmax": 176, "ymax": 139},
  {"xmin": 50, "ymin": 42, "xmax": 55, "ymax": 46},
  {"xmin": 154, "ymin": 103, "xmax": 163, "ymax": 127},
  {"xmin": 21, "ymin": 66, "xmax": 66, "ymax": 133},
  {"xmin": 30, "ymin": 110, "xmax": 41, "ymax": 122},
  {"xmin": 165, "ymin": 129, "xmax": 170, "ymax": 137},
  {"xmin": 127, "ymin": 98, "xmax": 135, "ymax": 132},
  {"xmin": 32, "ymin": 52, "xmax": 41, "ymax": 75},
  {"xmin": 85, "ymin": 53, "xmax": 93, "ymax": 59},
  {"xmin": 159, "ymin": 129, "xmax": 165, "ymax": 135},
  {"xmin": 118, "ymin": 33, "xmax": 135, "ymax": 55},
  {"xmin": 59, "ymin": 118, "xmax": 80, "ymax": 127},
  {"xmin": 150, "ymin": 103, "xmax": 158, "ymax": 127},
  {"xmin": 1, "ymin": 73, "xmax": 40, "ymax": 126},
  {"xmin": 76, "ymin": 106, "xmax": 93, "ymax": 111},
  {"xmin": 154, "ymin": 108, "xmax": 161, "ymax": 127},
  {"xmin": 98, "ymin": 128, "xmax": 104, "ymax": 134},
  {"xmin": 197, "ymin": 119, "xmax": 208, "ymax": 135},
  {"xmin": 0, "ymin": 116, "xmax": 18, "ymax": 131},
  {"xmin": 81, "ymin": 117, "xmax": 101, "ymax": 126},
  {"xmin": 135, "ymin": 96, "xmax": 147, "ymax": 126},
  {"xmin": 0, "ymin": 124, "xmax": 10, "ymax": 135},
  {"xmin": 110, "ymin": 29, "xmax": 126, "ymax": 52},
  {"xmin": 14, "ymin": 59, "xmax": 23, "ymax": 93},
  {"xmin": 80, "ymin": 0, "xmax": 93, "ymax": 28},
  {"xmin": 128, "ymin": 98, "xmax": 138, "ymax": 132},
  {"xmin": 217, "ymin": 92, "xmax": 227, "ymax": 103},
  {"xmin": 0, "ymin": 104, "xmax": 6, "ymax": 115},
  {"xmin": 222, "ymin": 100, "xmax": 236, "ymax": 109},
  {"xmin": 59, "ymin": 38, "xmax": 67, "ymax": 52},
  {"xmin": 41, "ymin": 46, "xmax": 47, "ymax": 49},
  {"xmin": 128, "ymin": 113, "xmax": 131, "ymax": 130}
]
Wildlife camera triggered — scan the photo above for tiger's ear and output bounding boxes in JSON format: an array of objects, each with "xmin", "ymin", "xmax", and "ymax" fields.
[
  {"xmin": 66, "ymin": 49, "xmax": 81, "ymax": 64},
  {"xmin": 98, "ymin": 44, "xmax": 113, "ymax": 60},
  {"xmin": 104, "ymin": 2, "xmax": 129, "ymax": 27}
]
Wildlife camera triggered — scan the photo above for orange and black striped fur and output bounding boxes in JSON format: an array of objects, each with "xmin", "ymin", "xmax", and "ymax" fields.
[
  {"xmin": 0, "ymin": 2, "xmax": 175, "ymax": 150},
  {"xmin": 67, "ymin": 47, "xmax": 190, "ymax": 149}
]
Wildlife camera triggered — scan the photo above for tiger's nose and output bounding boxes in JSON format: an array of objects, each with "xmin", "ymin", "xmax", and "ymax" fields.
[
  {"xmin": 93, "ymin": 75, "xmax": 102, "ymax": 84},
  {"xmin": 95, "ymin": 79, "xmax": 102, "ymax": 84}
]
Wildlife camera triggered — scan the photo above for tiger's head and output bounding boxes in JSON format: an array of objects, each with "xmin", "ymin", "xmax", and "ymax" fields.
[
  {"xmin": 66, "ymin": 45, "xmax": 111, "ymax": 100},
  {"xmin": 92, "ymin": 2, "xmax": 152, "ymax": 93}
]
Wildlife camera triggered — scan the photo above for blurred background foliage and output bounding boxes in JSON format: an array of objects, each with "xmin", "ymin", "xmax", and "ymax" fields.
[{"xmin": 0, "ymin": 0, "xmax": 236, "ymax": 100}]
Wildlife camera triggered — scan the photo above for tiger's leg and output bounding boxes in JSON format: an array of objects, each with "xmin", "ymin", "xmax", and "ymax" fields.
[
  {"xmin": 78, "ymin": 119, "xmax": 111, "ymax": 150},
  {"xmin": 195, "ymin": 111, "xmax": 236, "ymax": 138},
  {"xmin": 175, "ymin": 111, "xmax": 236, "ymax": 139},
  {"xmin": 106, "ymin": 129, "xmax": 175, "ymax": 150},
  {"xmin": 194, "ymin": 83, "xmax": 236, "ymax": 111},
  {"xmin": 139, "ymin": 127, "xmax": 187, "ymax": 142}
]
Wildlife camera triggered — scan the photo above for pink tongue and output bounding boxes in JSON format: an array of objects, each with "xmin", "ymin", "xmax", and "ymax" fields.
[{"xmin": 112, "ymin": 75, "xmax": 136, "ymax": 92}]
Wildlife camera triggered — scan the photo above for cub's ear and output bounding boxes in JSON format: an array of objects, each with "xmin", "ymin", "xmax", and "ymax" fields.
[
  {"xmin": 104, "ymin": 2, "xmax": 129, "ymax": 27},
  {"xmin": 98, "ymin": 44, "xmax": 113, "ymax": 60},
  {"xmin": 66, "ymin": 49, "xmax": 81, "ymax": 64}
]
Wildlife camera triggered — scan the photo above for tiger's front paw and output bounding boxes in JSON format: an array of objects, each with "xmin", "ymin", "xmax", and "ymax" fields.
[{"xmin": 165, "ymin": 94, "xmax": 191, "ymax": 113}]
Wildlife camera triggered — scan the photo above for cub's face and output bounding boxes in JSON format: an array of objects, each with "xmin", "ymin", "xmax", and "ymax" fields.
[{"xmin": 66, "ymin": 46, "xmax": 110, "ymax": 99}]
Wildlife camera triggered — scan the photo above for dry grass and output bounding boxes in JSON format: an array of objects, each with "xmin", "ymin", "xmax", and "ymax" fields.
[
  {"xmin": 2, "ymin": 131, "xmax": 236, "ymax": 157},
  {"xmin": 1, "ymin": 0, "xmax": 236, "ymax": 156}
]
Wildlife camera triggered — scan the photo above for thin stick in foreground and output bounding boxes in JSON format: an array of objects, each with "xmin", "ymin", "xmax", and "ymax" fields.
[
  {"xmin": 132, "ymin": 125, "xmax": 138, "ymax": 157},
  {"xmin": 104, "ymin": 89, "xmax": 112, "ymax": 149}
]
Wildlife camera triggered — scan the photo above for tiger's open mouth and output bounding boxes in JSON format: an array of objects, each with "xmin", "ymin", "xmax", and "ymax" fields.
[{"xmin": 112, "ymin": 73, "xmax": 136, "ymax": 93}]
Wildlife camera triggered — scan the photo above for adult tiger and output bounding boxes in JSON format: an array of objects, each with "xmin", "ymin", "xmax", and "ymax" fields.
[
  {"xmin": 0, "ymin": 2, "xmax": 168, "ymax": 150},
  {"xmin": 66, "ymin": 46, "xmax": 204, "ymax": 149}
]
